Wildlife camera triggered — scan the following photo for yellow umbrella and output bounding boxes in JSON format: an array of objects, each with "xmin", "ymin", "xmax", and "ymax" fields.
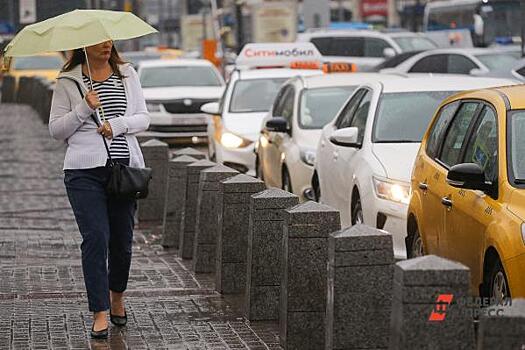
[{"xmin": 3, "ymin": 9, "xmax": 157, "ymax": 57}]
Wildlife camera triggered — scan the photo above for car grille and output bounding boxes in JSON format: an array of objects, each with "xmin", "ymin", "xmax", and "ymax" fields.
[
  {"xmin": 149, "ymin": 125, "xmax": 208, "ymax": 133},
  {"xmin": 163, "ymin": 99, "xmax": 216, "ymax": 114}
]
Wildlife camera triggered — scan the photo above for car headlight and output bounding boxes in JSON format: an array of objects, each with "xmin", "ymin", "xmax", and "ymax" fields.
[
  {"xmin": 300, "ymin": 149, "xmax": 316, "ymax": 166},
  {"xmin": 220, "ymin": 131, "xmax": 252, "ymax": 149},
  {"xmin": 146, "ymin": 103, "xmax": 161, "ymax": 112},
  {"xmin": 521, "ymin": 223, "xmax": 525, "ymax": 245},
  {"xmin": 373, "ymin": 176, "xmax": 411, "ymax": 205}
]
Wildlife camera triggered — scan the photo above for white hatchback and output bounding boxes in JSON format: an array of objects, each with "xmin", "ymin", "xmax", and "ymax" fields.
[{"xmin": 314, "ymin": 75, "xmax": 516, "ymax": 259}]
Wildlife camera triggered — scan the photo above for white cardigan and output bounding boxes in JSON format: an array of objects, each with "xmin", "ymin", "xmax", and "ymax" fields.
[{"xmin": 49, "ymin": 63, "xmax": 150, "ymax": 170}]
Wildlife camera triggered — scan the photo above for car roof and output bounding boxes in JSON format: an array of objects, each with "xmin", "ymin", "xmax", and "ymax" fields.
[
  {"xmin": 237, "ymin": 68, "xmax": 321, "ymax": 80},
  {"xmin": 299, "ymin": 73, "xmax": 402, "ymax": 89},
  {"xmin": 138, "ymin": 58, "xmax": 214, "ymax": 68},
  {"xmin": 419, "ymin": 48, "xmax": 510, "ymax": 56},
  {"xmin": 300, "ymin": 29, "xmax": 420, "ymax": 39},
  {"xmin": 380, "ymin": 75, "xmax": 516, "ymax": 93},
  {"xmin": 496, "ymin": 85, "xmax": 525, "ymax": 110}
]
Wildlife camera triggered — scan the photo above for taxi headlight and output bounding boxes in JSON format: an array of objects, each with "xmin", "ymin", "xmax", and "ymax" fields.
[
  {"xmin": 300, "ymin": 149, "xmax": 316, "ymax": 166},
  {"xmin": 521, "ymin": 223, "xmax": 525, "ymax": 245},
  {"xmin": 373, "ymin": 176, "xmax": 411, "ymax": 205},
  {"xmin": 220, "ymin": 132, "xmax": 251, "ymax": 149},
  {"xmin": 146, "ymin": 103, "xmax": 161, "ymax": 112}
]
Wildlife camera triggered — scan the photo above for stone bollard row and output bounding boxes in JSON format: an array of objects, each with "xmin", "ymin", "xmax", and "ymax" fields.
[
  {"xmin": 172, "ymin": 147, "xmax": 207, "ymax": 161},
  {"xmin": 138, "ymin": 139, "xmax": 169, "ymax": 223},
  {"xmin": 193, "ymin": 164, "xmax": 238, "ymax": 273},
  {"xmin": 12, "ymin": 76, "xmax": 55, "ymax": 123},
  {"xmin": 477, "ymin": 299, "xmax": 525, "ymax": 349}
]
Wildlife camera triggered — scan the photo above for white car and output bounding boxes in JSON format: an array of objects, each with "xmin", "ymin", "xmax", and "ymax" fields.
[
  {"xmin": 137, "ymin": 59, "xmax": 225, "ymax": 144},
  {"xmin": 256, "ymin": 73, "xmax": 398, "ymax": 200},
  {"xmin": 314, "ymin": 75, "xmax": 516, "ymax": 259},
  {"xmin": 201, "ymin": 43, "xmax": 323, "ymax": 175},
  {"xmin": 381, "ymin": 48, "xmax": 519, "ymax": 75},
  {"xmin": 297, "ymin": 30, "xmax": 437, "ymax": 71}
]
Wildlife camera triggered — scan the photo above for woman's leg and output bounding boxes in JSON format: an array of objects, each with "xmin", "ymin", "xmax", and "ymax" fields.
[
  {"xmin": 64, "ymin": 169, "xmax": 111, "ymax": 314},
  {"xmin": 107, "ymin": 195, "xmax": 136, "ymax": 313}
]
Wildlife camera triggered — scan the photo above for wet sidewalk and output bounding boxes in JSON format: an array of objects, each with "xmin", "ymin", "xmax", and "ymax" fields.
[{"xmin": 0, "ymin": 104, "xmax": 281, "ymax": 350}]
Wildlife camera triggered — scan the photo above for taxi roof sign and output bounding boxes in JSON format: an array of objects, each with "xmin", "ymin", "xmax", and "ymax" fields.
[{"xmin": 235, "ymin": 43, "xmax": 323, "ymax": 68}]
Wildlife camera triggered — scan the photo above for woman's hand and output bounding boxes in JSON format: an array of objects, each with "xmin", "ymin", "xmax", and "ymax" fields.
[
  {"xmin": 97, "ymin": 121, "xmax": 113, "ymax": 139},
  {"xmin": 85, "ymin": 90, "xmax": 101, "ymax": 110}
]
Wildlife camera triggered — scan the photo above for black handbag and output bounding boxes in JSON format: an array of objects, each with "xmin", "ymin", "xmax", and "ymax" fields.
[{"xmin": 73, "ymin": 80, "xmax": 152, "ymax": 200}]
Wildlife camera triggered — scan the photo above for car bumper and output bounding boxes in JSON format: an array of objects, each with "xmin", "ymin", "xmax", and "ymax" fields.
[
  {"xmin": 504, "ymin": 253, "xmax": 525, "ymax": 298},
  {"xmin": 365, "ymin": 195, "xmax": 408, "ymax": 260},
  {"xmin": 215, "ymin": 142, "xmax": 256, "ymax": 176},
  {"xmin": 145, "ymin": 112, "xmax": 209, "ymax": 137}
]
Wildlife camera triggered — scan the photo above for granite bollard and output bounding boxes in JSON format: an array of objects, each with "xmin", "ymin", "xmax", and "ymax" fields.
[
  {"xmin": 216, "ymin": 174, "xmax": 265, "ymax": 294},
  {"xmin": 280, "ymin": 201, "xmax": 341, "ymax": 350},
  {"xmin": 245, "ymin": 188, "xmax": 299, "ymax": 321},
  {"xmin": 161, "ymin": 155, "xmax": 198, "ymax": 248},
  {"xmin": 137, "ymin": 139, "xmax": 169, "ymax": 223},
  {"xmin": 389, "ymin": 255, "xmax": 474, "ymax": 350},
  {"xmin": 477, "ymin": 298, "xmax": 525, "ymax": 349},
  {"xmin": 192, "ymin": 164, "xmax": 239, "ymax": 273},
  {"xmin": 172, "ymin": 147, "xmax": 207, "ymax": 160},
  {"xmin": 179, "ymin": 159, "xmax": 216, "ymax": 259},
  {"xmin": 326, "ymin": 224, "xmax": 394, "ymax": 350}
]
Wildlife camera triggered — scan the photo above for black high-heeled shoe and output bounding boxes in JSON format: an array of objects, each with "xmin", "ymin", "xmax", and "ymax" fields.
[
  {"xmin": 110, "ymin": 311, "xmax": 127, "ymax": 327},
  {"xmin": 90, "ymin": 324, "xmax": 109, "ymax": 339}
]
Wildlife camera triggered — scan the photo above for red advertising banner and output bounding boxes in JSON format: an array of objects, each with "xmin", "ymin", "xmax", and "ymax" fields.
[{"xmin": 361, "ymin": 0, "xmax": 388, "ymax": 18}]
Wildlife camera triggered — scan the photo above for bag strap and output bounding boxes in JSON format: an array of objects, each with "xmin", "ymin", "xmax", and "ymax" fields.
[{"xmin": 72, "ymin": 80, "xmax": 114, "ymax": 165}]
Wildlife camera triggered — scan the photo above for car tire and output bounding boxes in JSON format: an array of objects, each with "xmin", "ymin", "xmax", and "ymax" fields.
[
  {"xmin": 256, "ymin": 156, "xmax": 264, "ymax": 181},
  {"xmin": 487, "ymin": 259, "xmax": 511, "ymax": 304},
  {"xmin": 209, "ymin": 142, "xmax": 216, "ymax": 162},
  {"xmin": 312, "ymin": 172, "xmax": 320, "ymax": 202},
  {"xmin": 351, "ymin": 194, "xmax": 363, "ymax": 225},
  {"xmin": 282, "ymin": 168, "xmax": 293, "ymax": 193},
  {"xmin": 407, "ymin": 227, "xmax": 424, "ymax": 259}
]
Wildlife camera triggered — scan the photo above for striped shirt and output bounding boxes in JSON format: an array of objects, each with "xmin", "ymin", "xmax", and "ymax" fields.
[{"xmin": 83, "ymin": 73, "xmax": 129, "ymax": 159}]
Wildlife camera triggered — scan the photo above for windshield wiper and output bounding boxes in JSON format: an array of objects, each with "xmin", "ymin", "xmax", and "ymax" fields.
[{"xmin": 515, "ymin": 179, "xmax": 525, "ymax": 184}]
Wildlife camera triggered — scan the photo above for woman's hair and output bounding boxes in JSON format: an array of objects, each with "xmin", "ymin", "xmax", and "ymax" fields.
[{"xmin": 62, "ymin": 45, "xmax": 127, "ymax": 79}]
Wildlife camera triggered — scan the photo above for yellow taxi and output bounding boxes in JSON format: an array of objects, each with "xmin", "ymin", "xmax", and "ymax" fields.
[
  {"xmin": 2, "ymin": 52, "xmax": 63, "ymax": 83},
  {"xmin": 407, "ymin": 85, "xmax": 525, "ymax": 301}
]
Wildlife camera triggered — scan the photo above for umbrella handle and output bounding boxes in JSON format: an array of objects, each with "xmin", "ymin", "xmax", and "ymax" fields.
[{"xmin": 83, "ymin": 47, "xmax": 106, "ymax": 123}]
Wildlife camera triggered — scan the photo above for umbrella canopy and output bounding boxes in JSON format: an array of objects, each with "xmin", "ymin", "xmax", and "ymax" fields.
[{"xmin": 3, "ymin": 9, "xmax": 157, "ymax": 57}]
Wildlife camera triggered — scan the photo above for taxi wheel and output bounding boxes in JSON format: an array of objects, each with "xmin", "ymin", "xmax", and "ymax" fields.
[
  {"xmin": 408, "ymin": 229, "xmax": 424, "ymax": 259},
  {"xmin": 282, "ymin": 168, "xmax": 293, "ymax": 193},
  {"xmin": 351, "ymin": 196, "xmax": 363, "ymax": 225},
  {"xmin": 488, "ymin": 260, "xmax": 511, "ymax": 304},
  {"xmin": 312, "ymin": 172, "xmax": 321, "ymax": 202}
]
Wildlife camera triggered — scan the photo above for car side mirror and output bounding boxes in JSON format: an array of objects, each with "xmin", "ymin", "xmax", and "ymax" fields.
[
  {"xmin": 265, "ymin": 117, "xmax": 289, "ymax": 133},
  {"xmin": 447, "ymin": 163, "xmax": 491, "ymax": 192},
  {"xmin": 469, "ymin": 68, "xmax": 485, "ymax": 76},
  {"xmin": 383, "ymin": 48, "xmax": 396, "ymax": 59},
  {"xmin": 329, "ymin": 127, "xmax": 361, "ymax": 148},
  {"xmin": 201, "ymin": 102, "xmax": 220, "ymax": 115}
]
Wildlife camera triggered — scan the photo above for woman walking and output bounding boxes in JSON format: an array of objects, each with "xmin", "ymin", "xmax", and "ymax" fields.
[{"xmin": 49, "ymin": 40, "xmax": 150, "ymax": 339}]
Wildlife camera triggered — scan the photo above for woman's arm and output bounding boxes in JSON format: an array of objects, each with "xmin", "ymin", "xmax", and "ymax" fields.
[
  {"xmin": 49, "ymin": 79, "xmax": 95, "ymax": 140},
  {"xmin": 107, "ymin": 67, "xmax": 150, "ymax": 136}
]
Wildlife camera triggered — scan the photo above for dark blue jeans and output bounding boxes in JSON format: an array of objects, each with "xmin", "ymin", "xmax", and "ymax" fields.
[{"xmin": 64, "ymin": 159, "xmax": 136, "ymax": 312}]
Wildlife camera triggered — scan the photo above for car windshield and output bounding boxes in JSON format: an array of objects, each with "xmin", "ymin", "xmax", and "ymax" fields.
[
  {"xmin": 392, "ymin": 36, "xmax": 437, "ymax": 52},
  {"xmin": 509, "ymin": 110, "xmax": 525, "ymax": 182},
  {"xmin": 13, "ymin": 56, "xmax": 62, "ymax": 70},
  {"xmin": 374, "ymin": 91, "xmax": 455, "ymax": 143},
  {"xmin": 475, "ymin": 53, "xmax": 518, "ymax": 72},
  {"xmin": 140, "ymin": 66, "xmax": 222, "ymax": 88},
  {"xmin": 229, "ymin": 78, "xmax": 287, "ymax": 113},
  {"xmin": 299, "ymin": 86, "xmax": 355, "ymax": 129}
]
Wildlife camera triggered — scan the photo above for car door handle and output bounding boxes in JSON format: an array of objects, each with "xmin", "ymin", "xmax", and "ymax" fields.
[
  {"xmin": 441, "ymin": 197, "xmax": 453, "ymax": 208},
  {"xmin": 418, "ymin": 182, "xmax": 428, "ymax": 191}
]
